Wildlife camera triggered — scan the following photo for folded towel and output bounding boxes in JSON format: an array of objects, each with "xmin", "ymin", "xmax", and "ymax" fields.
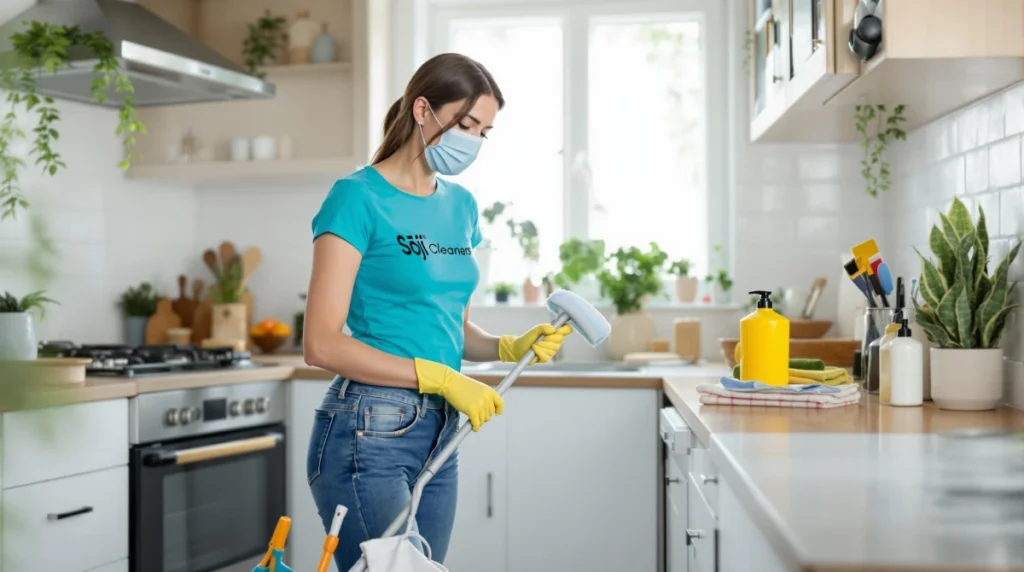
[
  {"xmin": 697, "ymin": 379, "xmax": 861, "ymax": 408},
  {"xmin": 718, "ymin": 377, "xmax": 859, "ymax": 395},
  {"xmin": 788, "ymin": 366, "xmax": 847, "ymax": 382},
  {"xmin": 698, "ymin": 393, "xmax": 860, "ymax": 409},
  {"xmin": 786, "ymin": 374, "xmax": 851, "ymax": 386}
]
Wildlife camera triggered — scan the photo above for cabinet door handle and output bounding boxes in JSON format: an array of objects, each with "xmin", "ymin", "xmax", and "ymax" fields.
[
  {"xmin": 700, "ymin": 474, "xmax": 718, "ymax": 485},
  {"xmin": 685, "ymin": 528, "xmax": 704, "ymax": 544},
  {"xmin": 48, "ymin": 506, "xmax": 93, "ymax": 521},
  {"xmin": 665, "ymin": 476, "xmax": 681, "ymax": 485},
  {"xmin": 486, "ymin": 472, "xmax": 493, "ymax": 518}
]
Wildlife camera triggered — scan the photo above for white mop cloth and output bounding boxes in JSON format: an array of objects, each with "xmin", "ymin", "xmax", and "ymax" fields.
[
  {"xmin": 360, "ymin": 532, "xmax": 449, "ymax": 572},
  {"xmin": 697, "ymin": 380, "xmax": 861, "ymax": 409}
]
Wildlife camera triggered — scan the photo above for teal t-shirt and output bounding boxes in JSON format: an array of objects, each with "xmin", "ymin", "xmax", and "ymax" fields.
[{"xmin": 311, "ymin": 166, "xmax": 482, "ymax": 371}]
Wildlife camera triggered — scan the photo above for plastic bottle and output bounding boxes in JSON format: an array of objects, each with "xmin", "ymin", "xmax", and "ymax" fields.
[
  {"xmin": 890, "ymin": 319, "xmax": 923, "ymax": 406},
  {"xmin": 739, "ymin": 290, "xmax": 790, "ymax": 386},
  {"xmin": 878, "ymin": 321, "xmax": 901, "ymax": 405}
]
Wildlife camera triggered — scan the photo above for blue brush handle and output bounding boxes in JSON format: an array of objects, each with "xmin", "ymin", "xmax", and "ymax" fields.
[{"xmin": 877, "ymin": 262, "xmax": 893, "ymax": 295}]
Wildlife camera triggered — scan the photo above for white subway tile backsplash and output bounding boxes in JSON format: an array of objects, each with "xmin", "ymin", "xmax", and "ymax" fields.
[
  {"xmin": 988, "ymin": 136, "xmax": 1022, "ymax": 189},
  {"xmin": 957, "ymin": 105, "xmax": 981, "ymax": 153},
  {"xmin": 1000, "ymin": 186, "xmax": 1023, "ymax": 237},
  {"xmin": 1005, "ymin": 85, "xmax": 1024, "ymax": 136},
  {"xmin": 974, "ymin": 192, "xmax": 1001, "ymax": 236},
  {"xmin": 803, "ymin": 183, "xmax": 842, "ymax": 212},
  {"xmin": 965, "ymin": 148, "xmax": 990, "ymax": 194},
  {"xmin": 983, "ymin": 98, "xmax": 1007, "ymax": 146}
]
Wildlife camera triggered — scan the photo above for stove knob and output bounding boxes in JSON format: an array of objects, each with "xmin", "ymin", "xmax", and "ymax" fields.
[
  {"xmin": 255, "ymin": 397, "xmax": 270, "ymax": 413},
  {"xmin": 243, "ymin": 398, "xmax": 255, "ymax": 415},
  {"xmin": 178, "ymin": 407, "xmax": 196, "ymax": 425},
  {"xmin": 165, "ymin": 408, "xmax": 179, "ymax": 426},
  {"xmin": 229, "ymin": 400, "xmax": 242, "ymax": 416}
]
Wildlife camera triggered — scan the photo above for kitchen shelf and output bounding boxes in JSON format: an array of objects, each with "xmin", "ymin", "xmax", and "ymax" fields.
[
  {"xmin": 262, "ymin": 61, "xmax": 353, "ymax": 77},
  {"xmin": 126, "ymin": 157, "xmax": 362, "ymax": 183}
]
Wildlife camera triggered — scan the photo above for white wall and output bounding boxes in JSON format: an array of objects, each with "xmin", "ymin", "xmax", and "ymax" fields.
[
  {"xmin": 0, "ymin": 101, "xmax": 199, "ymax": 343},
  {"xmin": 884, "ymin": 83, "xmax": 1024, "ymax": 409}
]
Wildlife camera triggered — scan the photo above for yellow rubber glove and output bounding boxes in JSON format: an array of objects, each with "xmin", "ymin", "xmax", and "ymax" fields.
[
  {"xmin": 414, "ymin": 358, "xmax": 504, "ymax": 431},
  {"xmin": 498, "ymin": 323, "xmax": 574, "ymax": 364}
]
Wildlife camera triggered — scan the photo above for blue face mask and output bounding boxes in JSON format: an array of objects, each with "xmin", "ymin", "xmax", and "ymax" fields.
[{"xmin": 419, "ymin": 106, "xmax": 483, "ymax": 176}]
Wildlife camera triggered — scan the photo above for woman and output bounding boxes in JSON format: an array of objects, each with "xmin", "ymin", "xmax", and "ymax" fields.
[{"xmin": 303, "ymin": 52, "xmax": 574, "ymax": 569}]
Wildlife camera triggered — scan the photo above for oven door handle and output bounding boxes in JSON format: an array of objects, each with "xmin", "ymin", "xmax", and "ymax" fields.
[{"xmin": 143, "ymin": 432, "xmax": 283, "ymax": 467}]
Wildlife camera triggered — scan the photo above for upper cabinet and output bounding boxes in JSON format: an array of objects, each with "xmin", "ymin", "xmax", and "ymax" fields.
[{"xmin": 749, "ymin": 0, "xmax": 1024, "ymax": 142}]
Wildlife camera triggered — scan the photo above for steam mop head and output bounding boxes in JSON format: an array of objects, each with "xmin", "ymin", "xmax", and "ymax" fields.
[{"xmin": 546, "ymin": 289, "xmax": 612, "ymax": 346}]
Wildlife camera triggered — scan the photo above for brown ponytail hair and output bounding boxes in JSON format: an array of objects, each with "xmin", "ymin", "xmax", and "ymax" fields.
[{"xmin": 371, "ymin": 53, "xmax": 504, "ymax": 165}]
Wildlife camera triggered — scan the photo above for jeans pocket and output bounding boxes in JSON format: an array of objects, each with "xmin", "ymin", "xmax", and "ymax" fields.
[
  {"xmin": 307, "ymin": 409, "xmax": 335, "ymax": 484},
  {"xmin": 360, "ymin": 397, "xmax": 420, "ymax": 438}
]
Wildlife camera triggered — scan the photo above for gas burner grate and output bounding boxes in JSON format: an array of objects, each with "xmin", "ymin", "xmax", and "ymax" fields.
[{"xmin": 37, "ymin": 341, "xmax": 256, "ymax": 377}]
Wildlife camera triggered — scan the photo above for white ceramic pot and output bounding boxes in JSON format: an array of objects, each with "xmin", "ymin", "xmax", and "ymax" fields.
[
  {"xmin": 676, "ymin": 277, "xmax": 699, "ymax": 303},
  {"xmin": 930, "ymin": 348, "xmax": 1004, "ymax": 410},
  {"xmin": 0, "ymin": 312, "xmax": 38, "ymax": 360},
  {"xmin": 252, "ymin": 136, "xmax": 277, "ymax": 161},
  {"xmin": 607, "ymin": 310, "xmax": 656, "ymax": 361},
  {"xmin": 230, "ymin": 138, "xmax": 251, "ymax": 162}
]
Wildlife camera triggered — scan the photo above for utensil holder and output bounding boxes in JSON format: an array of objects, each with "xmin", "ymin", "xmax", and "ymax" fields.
[
  {"xmin": 860, "ymin": 307, "xmax": 894, "ymax": 394},
  {"xmin": 212, "ymin": 303, "xmax": 248, "ymax": 344}
]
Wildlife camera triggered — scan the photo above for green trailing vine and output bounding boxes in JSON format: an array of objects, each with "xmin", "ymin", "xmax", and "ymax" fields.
[
  {"xmin": 855, "ymin": 104, "xmax": 907, "ymax": 198},
  {"xmin": 0, "ymin": 21, "xmax": 144, "ymax": 220}
]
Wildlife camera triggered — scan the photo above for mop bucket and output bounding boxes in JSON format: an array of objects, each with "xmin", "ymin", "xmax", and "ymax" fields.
[{"xmin": 258, "ymin": 290, "xmax": 610, "ymax": 572}]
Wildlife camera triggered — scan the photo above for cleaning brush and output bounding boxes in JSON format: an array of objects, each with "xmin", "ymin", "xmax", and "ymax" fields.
[{"xmin": 844, "ymin": 258, "xmax": 877, "ymax": 307}]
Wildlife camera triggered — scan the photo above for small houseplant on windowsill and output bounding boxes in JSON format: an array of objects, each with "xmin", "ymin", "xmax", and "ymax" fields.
[
  {"xmin": 703, "ymin": 245, "xmax": 734, "ymax": 304},
  {"xmin": 507, "ymin": 218, "xmax": 540, "ymax": 304},
  {"xmin": 118, "ymin": 282, "xmax": 159, "ymax": 346},
  {"xmin": 668, "ymin": 258, "xmax": 697, "ymax": 303},
  {"xmin": 472, "ymin": 201, "xmax": 509, "ymax": 302},
  {"xmin": 552, "ymin": 237, "xmax": 605, "ymax": 301},
  {"xmin": 491, "ymin": 282, "xmax": 517, "ymax": 305},
  {"xmin": 914, "ymin": 197, "xmax": 1021, "ymax": 411},
  {"xmin": 0, "ymin": 290, "xmax": 57, "ymax": 360},
  {"xmin": 597, "ymin": 242, "xmax": 668, "ymax": 360}
]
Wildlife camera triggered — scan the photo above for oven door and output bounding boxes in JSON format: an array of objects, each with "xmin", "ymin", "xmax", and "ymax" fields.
[{"xmin": 130, "ymin": 423, "xmax": 286, "ymax": 572}]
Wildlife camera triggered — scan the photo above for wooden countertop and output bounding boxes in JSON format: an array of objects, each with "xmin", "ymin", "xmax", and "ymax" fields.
[{"xmin": 663, "ymin": 377, "xmax": 1024, "ymax": 447}]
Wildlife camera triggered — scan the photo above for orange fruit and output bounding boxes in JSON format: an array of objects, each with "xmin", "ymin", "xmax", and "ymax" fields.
[{"xmin": 272, "ymin": 323, "xmax": 291, "ymax": 336}]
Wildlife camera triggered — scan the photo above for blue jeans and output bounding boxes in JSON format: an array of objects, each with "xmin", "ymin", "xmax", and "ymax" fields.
[{"xmin": 306, "ymin": 377, "xmax": 460, "ymax": 571}]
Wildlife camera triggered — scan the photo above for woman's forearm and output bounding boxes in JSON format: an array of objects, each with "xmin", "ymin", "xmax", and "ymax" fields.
[
  {"xmin": 304, "ymin": 330, "xmax": 419, "ymax": 389},
  {"xmin": 463, "ymin": 320, "xmax": 501, "ymax": 362}
]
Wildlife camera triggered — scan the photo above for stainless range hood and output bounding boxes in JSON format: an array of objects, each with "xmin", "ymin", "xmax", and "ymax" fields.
[{"xmin": 0, "ymin": 0, "xmax": 275, "ymax": 107}]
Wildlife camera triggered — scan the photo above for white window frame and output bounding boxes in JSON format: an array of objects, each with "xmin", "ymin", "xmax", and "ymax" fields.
[{"xmin": 426, "ymin": 0, "xmax": 730, "ymax": 278}]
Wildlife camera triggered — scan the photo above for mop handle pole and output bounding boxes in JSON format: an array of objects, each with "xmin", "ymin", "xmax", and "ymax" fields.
[{"xmin": 346, "ymin": 313, "xmax": 570, "ymax": 572}]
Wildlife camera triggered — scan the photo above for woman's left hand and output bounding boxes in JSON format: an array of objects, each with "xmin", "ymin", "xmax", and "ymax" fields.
[{"xmin": 498, "ymin": 323, "xmax": 574, "ymax": 364}]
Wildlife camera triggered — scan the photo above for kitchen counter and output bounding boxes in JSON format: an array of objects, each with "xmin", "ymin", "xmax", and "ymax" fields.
[{"xmin": 663, "ymin": 377, "xmax": 1024, "ymax": 572}]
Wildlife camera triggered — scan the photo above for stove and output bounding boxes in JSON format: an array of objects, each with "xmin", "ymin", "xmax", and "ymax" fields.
[{"xmin": 38, "ymin": 341, "xmax": 260, "ymax": 377}]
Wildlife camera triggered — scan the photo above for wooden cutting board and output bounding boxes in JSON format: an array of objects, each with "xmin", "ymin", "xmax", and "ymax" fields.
[
  {"xmin": 192, "ymin": 288, "xmax": 254, "ymax": 346},
  {"xmin": 145, "ymin": 298, "xmax": 182, "ymax": 345},
  {"xmin": 171, "ymin": 274, "xmax": 197, "ymax": 327}
]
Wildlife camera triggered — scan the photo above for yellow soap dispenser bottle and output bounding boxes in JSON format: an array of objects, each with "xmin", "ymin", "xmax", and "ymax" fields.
[{"xmin": 740, "ymin": 290, "xmax": 790, "ymax": 386}]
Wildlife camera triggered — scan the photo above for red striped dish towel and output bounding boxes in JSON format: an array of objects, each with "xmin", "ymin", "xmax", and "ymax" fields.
[{"xmin": 696, "ymin": 382, "xmax": 861, "ymax": 408}]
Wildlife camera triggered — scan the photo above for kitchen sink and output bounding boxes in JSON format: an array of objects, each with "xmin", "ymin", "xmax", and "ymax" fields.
[{"xmin": 461, "ymin": 361, "xmax": 643, "ymax": 373}]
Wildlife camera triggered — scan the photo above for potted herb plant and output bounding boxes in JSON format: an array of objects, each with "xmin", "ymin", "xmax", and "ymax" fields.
[
  {"xmin": 0, "ymin": 290, "xmax": 57, "ymax": 360},
  {"xmin": 491, "ymin": 282, "xmax": 516, "ymax": 304},
  {"xmin": 553, "ymin": 238, "xmax": 605, "ymax": 300},
  {"xmin": 668, "ymin": 258, "xmax": 697, "ymax": 303},
  {"xmin": 242, "ymin": 9, "xmax": 288, "ymax": 78},
  {"xmin": 704, "ymin": 245, "xmax": 734, "ymax": 303},
  {"xmin": 597, "ymin": 242, "xmax": 668, "ymax": 360},
  {"xmin": 118, "ymin": 282, "xmax": 159, "ymax": 346},
  {"xmin": 473, "ymin": 201, "xmax": 509, "ymax": 302},
  {"xmin": 914, "ymin": 198, "xmax": 1021, "ymax": 411}
]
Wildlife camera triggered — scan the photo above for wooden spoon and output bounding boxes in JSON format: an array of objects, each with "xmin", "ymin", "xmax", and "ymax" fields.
[
  {"xmin": 191, "ymin": 278, "xmax": 204, "ymax": 303},
  {"xmin": 236, "ymin": 247, "xmax": 263, "ymax": 297},
  {"xmin": 219, "ymin": 241, "xmax": 237, "ymax": 272},
  {"xmin": 203, "ymin": 249, "xmax": 220, "ymax": 279}
]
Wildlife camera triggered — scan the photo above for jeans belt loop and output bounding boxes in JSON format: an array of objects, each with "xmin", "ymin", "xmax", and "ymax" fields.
[{"xmin": 337, "ymin": 377, "xmax": 350, "ymax": 399}]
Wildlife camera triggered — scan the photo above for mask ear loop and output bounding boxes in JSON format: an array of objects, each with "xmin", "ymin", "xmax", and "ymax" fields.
[{"xmin": 418, "ymin": 103, "xmax": 446, "ymax": 149}]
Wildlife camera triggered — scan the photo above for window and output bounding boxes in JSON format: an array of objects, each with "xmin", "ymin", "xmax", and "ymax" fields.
[{"xmin": 430, "ymin": 0, "xmax": 726, "ymax": 287}]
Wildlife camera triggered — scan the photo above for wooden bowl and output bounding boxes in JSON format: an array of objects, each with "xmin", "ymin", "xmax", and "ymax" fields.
[
  {"xmin": 0, "ymin": 358, "xmax": 92, "ymax": 385},
  {"xmin": 789, "ymin": 320, "xmax": 833, "ymax": 339},
  {"xmin": 251, "ymin": 334, "xmax": 288, "ymax": 354},
  {"xmin": 719, "ymin": 338, "xmax": 860, "ymax": 368}
]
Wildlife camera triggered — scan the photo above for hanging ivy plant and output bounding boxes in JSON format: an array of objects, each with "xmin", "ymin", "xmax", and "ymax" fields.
[
  {"xmin": 0, "ymin": 21, "xmax": 145, "ymax": 220},
  {"xmin": 854, "ymin": 104, "xmax": 907, "ymax": 198}
]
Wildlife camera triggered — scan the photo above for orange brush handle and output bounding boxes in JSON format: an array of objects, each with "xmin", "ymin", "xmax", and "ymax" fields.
[{"xmin": 316, "ymin": 536, "xmax": 340, "ymax": 572}]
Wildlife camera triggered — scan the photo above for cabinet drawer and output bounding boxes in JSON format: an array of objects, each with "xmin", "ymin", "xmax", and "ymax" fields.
[
  {"xmin": 3, "ymin": 398, "xmax": 128, "ymax": 488},
  {"xmin": 687, "ymin": 478, "xmax": 718, "ymax": 572},
  {"xmin": 688, "ymin": 444, "xmax": 719, "ymax": 518},
  {"xmin": 2, "ymin": 466, "xmax": 129, "ymax": 572},
  {"xmin": 659, "ymin": 407, "xmax": 693, "ymax": 458}
]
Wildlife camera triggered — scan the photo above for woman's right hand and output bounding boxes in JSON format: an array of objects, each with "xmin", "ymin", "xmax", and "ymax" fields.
[{"xmin": 414, "ymin": 358, "xmax": 503, "ymax": 431}]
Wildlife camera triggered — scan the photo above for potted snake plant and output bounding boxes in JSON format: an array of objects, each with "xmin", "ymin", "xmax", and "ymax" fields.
[
  {"xmin": 914, "ymin": 198, "xmax": 1021, "ymax": 411},
  {"xmin": 0, "ymin": 291, "xmax": 58, "ymax": 360}
]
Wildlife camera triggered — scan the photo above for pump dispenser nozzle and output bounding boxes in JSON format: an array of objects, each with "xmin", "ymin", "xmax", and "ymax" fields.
[
  {"xmin": 748, "ymin": 290, "xmax": 774, "ymax": 309},
  {"xmin": 893, "ymin": 277, "xmax": 906, "ymax": 323}
]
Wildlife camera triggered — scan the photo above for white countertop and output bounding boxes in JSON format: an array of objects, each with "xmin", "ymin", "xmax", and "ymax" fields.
[{"xmin": 710, "ymin": 431, "xmax": 1024, "ymax": 571}]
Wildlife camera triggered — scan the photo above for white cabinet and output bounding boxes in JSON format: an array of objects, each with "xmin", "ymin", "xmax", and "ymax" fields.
[
  {"xmin": 665, "ymin": 449, "xmax": 689, "ymax": 572},
  {"xmin": 2, "ymin": 463, "xmax": 128, "ymax": 572},
  {"xmin": 287, "ymin": 380, "xmax": 339, "ymax": 572},
  {"xmin": 444, "ymin": 408, "xmax": 508, "ymax": 572},
  {"xmin": 504, "ymin": 387, "xmax": 659, "ymax": 572},
  {"xmin": 718, "ymin": 476, "xmax": 791, "ymax": 572}
]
